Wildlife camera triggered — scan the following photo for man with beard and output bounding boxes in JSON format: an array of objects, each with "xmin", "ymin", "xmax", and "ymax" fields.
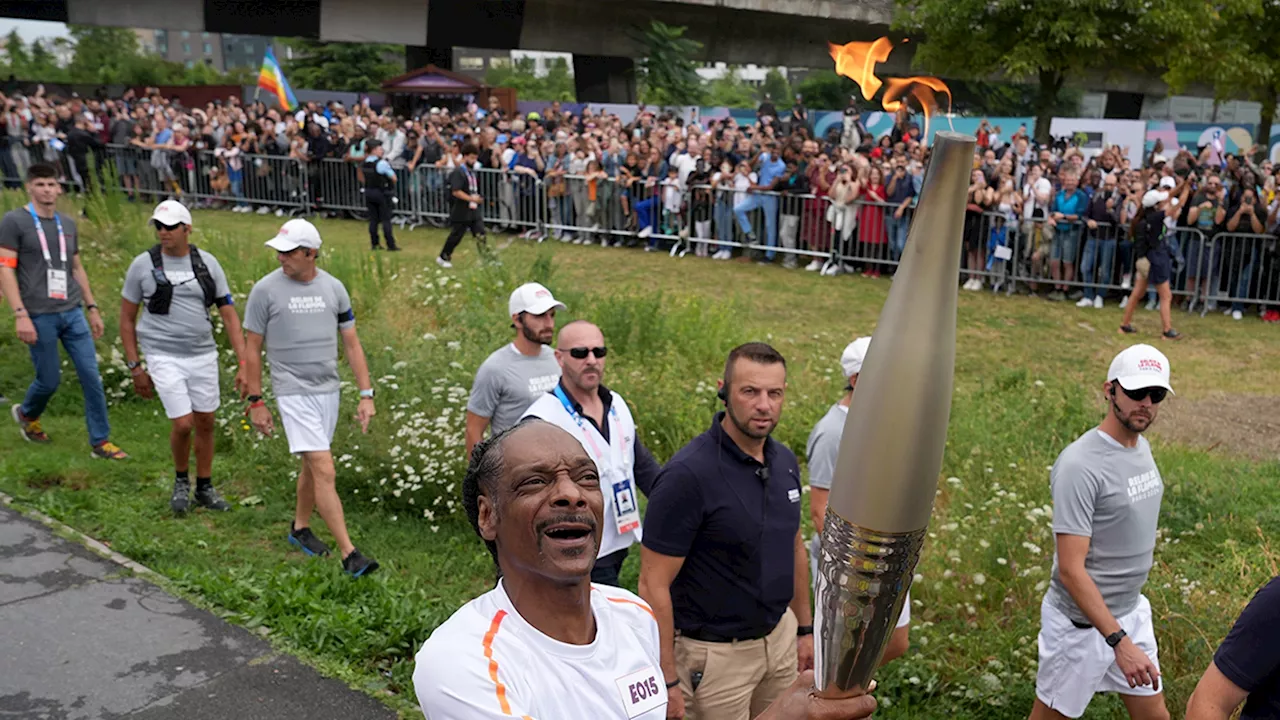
[
  {"xmin": 465, "ymin": 282, "xmax": 565, "ymax": 458},
  {"xmin": 414, "ymin": 419, "xmax": 877, "ymax": 720},
  {"xmin": 521, "ymin": 321, "xmax": 662, "ymax": 587},
  {"xmin": 639, "ymin": 343, "xmax": 813, "ymax": 720},
  {"xmin": 1031, "ymin": 344, "xmax": 1173, "ymax": 720}
]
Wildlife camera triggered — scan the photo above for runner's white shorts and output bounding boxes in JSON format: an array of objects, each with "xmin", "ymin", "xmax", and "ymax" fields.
[
  {"xmin": 147, "ymin": 351, "xmax": 221, "ymax": 419},
  {"xmin": 1036, "ymin": 594, "xmax": 1161, "ymax": 718},
  {"xmin": 276, "ymin": 392, "xmax": 340, "ymax": 455}
]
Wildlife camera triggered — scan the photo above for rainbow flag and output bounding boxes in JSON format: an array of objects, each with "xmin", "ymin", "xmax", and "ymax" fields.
[{"xmin": 257, "ymin": 47, "xmax": 298, "ymax": 111}]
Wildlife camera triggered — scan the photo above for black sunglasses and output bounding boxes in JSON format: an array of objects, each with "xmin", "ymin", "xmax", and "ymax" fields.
[
  {"xmin": 567, "ymin": 346, "xmax": 607, "ymax": 360},
  {"xmin": 1117, "ymin": 385, "xmax": 1167, "ymax": 404},
  {"xmin": 153, "ymin": 220, "xmax": 183, "ymax": 232}
]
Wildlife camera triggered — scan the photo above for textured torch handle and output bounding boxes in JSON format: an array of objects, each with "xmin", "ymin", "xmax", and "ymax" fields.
[{"xmin": 814, "ymin": 510, "xmax": 926, "ymax": 697}]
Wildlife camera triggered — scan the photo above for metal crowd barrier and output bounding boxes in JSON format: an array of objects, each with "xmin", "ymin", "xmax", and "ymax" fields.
[{"xmin": 1201, "ymin": 232, "xmax": 1280, "ymax": 316}]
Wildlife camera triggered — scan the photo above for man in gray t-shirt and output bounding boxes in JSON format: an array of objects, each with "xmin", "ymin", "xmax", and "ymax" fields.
[
  {"xmin": 242, "ymin": 219, "xmax": 380, "ymax": 579},
  {"xmin": 464, "ymin": 282, "xmax": 565, "ymax": 458},
  {"xmin": 806, "ymin": 336, "xmax": 910, "ymax": 664},
  {"xmin": 1033, "ymin": 344, "xmax": 1173, "ymax": 720},
  {"xmin": 120, "ymin": 201, "xmax": 249, "ymax": 515}
]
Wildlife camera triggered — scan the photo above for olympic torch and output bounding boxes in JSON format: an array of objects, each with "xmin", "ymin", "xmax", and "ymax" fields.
[{"xmin": 814, "ymin": 131, "xmax": 975, "ymax": 697}]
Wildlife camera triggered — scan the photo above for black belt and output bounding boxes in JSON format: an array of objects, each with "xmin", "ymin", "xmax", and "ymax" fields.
[
  {"xmin": 1071, "ymin": 620, "xmax": 1093, "ymax": 630},
  {"xmin": 680, "ymin": 626, "xmax": 772, "ymax": 643}
]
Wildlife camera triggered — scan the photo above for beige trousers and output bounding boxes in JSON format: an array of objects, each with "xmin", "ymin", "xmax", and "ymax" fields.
[{"xmin": 675, "ymin": 608, "xmax": 799, "ymax": 720}]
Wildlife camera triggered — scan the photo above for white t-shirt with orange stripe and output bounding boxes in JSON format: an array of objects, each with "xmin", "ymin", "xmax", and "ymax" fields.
[{"xmin": 414, "ymin": 580, "xmax": 668, "ymax": 719}]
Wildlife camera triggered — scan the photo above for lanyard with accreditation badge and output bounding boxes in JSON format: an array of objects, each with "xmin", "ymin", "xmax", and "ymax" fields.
[
  {"xmin": 552, "ymin": 385, "xmax": 641, "ymax": 535},
  {"xmin": 28, "ymin": 203, "xmax": 68, "ymax": 300}
]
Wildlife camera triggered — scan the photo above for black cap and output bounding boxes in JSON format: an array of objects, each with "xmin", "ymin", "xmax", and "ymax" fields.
[{"xmin": 365, "ymin": 139, "xmax": 382, "ymax": 150}]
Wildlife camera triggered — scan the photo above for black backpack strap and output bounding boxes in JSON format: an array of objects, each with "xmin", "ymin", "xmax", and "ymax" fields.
[
  {"xmin": 187, "ymin": 244, "xmax": 229, "ymax": 308},
  {"xmin": 147, "ymin": 243, "xmax": 165, "ymax": 273}
]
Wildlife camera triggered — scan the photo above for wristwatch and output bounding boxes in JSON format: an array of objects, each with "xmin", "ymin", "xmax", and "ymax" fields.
[
  {"xmin": 1105, "ymin": 629, "xmax": 1127, "ymax": 648},
  {"xmin": 246, "ymin": 394, "xmax": 263, "ymax": 404},
  {"xmin": 796, "ymin": 625, "xmax": 814, "ymax": 637},
  {"xmin": 359, "ymin": 388, "xmax": 375, "ymax": 399},
  {"xmin": 126, "ymin": 360, "xmax": 142, "ymax": 370}
]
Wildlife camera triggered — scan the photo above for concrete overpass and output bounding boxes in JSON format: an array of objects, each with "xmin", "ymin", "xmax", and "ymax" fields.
[{"xmin": 0, "ymin": 0, "xmax": 902, "ymax": 102}]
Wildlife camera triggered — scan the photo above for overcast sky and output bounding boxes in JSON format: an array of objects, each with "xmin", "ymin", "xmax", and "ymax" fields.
[{"xmin": 0, "ymin": 19, "xmax": 70, "ymax": 43}]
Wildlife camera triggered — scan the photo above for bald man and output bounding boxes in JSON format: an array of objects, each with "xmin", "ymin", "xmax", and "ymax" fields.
[{"xmin": 521, "ymin": 320, "xmax": 662, "ymax": 586}]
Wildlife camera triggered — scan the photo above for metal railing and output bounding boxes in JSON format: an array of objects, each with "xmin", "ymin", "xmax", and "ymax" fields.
[{"xmin": 5, "ymin": 143, "xmax": 1278, "ymax": 314}]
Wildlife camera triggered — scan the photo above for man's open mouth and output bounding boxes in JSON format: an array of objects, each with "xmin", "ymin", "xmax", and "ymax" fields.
[{"xmin": 544, "ymin": 523, "xmax": 593, "ymax": 541}]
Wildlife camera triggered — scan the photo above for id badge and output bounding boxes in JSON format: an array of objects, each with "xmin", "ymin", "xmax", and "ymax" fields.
[
  {"xmin": 46, "ymin": 268, "xmax": 68, "ymax": 300},
  {"xmin": 610, "ymin": 475, "xmax": 641, "ymax": 535}
]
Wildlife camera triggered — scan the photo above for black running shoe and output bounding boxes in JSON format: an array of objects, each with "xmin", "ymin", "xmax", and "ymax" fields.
[
  {"xmin": 1162, "ymin": 329, "xmax": 1183, "ymax": 341},
  {"xmin": 1118, "ymin": 324, "xmax": 1137, "ymax": 335},
  {"xmin": 342, "ymin": 548, "xmax": 379, "ymax": 578},
  {"xmin": 170, "ymin": 478, "xmax": 191, "ymax": 514},
  {"xmin": 194, "ymin": 485, "xmax": 232, "ymax": 512},
  {"xmin": 288, "ymin": 524, "xmax": 331, "ymax": 557}
]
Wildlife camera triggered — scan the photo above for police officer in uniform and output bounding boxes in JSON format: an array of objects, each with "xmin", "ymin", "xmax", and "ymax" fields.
[{"xmin": 363, "ymin": 140, "xmax": 399, "ymax": 252}]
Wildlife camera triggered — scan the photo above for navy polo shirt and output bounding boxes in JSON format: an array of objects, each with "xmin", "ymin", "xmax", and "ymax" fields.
[
  {"xmin": 1214, "ymin": 575, "xmax": 1280, "ymax": 719},
  {"xmin": 642, "ymin": 412, "xmax": 803, "ymax": 639}
]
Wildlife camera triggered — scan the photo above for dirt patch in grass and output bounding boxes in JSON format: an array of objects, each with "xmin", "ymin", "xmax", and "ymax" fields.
[
  {"xmin": 24, "ymin": 470, "xmax": 93, "ymax": 491},
  {"xmin": 1153, "ymin": 392, "xmax": 1280, "ymax": 461}
]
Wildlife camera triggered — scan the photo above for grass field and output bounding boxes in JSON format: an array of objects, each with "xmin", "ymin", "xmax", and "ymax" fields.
[{"xmin": 2, "ymin": 191, "xmax": 1278, "ymax": 719}]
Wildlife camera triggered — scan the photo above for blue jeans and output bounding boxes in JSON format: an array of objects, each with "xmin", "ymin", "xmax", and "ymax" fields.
[
  {"xmin": 734, "ymin": 194, "xmax": 779, "ymax": 259},
  {"xmin": 1231, "ymin": 245, "xmax": 1260, "ymax": 312},
  {"xmin": 886, "ymin": 214, "xmax": 909, "ymax": 261},
  {"xmin": 21, "ymin": 309, "xmax": 111, "ymax": 446},
  {"xmin": 714, "ymin": 197, "xmax": 734, "ymax": 252},
  {"xmin": 636, "ymin": 197, "xmax": 658, "ymax": 233},
  {"xmin": 1080, "ymin": 235, "xmax": 1116, "ymax": 300}
]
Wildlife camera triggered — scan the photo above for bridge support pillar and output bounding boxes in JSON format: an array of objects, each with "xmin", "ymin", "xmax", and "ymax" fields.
[{"xmin": 573, "ymin": 55, "xmax": 636, "ymax": 104}]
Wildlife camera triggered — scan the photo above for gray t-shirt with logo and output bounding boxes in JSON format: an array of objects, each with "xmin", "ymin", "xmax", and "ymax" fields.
[
  {"xmin": 1048, "ymin": 428, "xmax": 1164, "ymax": 625},
  {"xmin": 121, "ymin": 248, "xmax": 232, "ymax": 358},
  {"xmin": 806, "ymin": 402, "xmax": 848, "ymax": 561},
  {"xmin": 0, "ymin": 208, "xmax": 82, "ymax": 315},
  {"xmin": 243, "ymin": 268, "xmax": 354, "ymax": 397},
  {"xmin": 467, "ymin": 343, "xmax": 560, "ymax": 434}
]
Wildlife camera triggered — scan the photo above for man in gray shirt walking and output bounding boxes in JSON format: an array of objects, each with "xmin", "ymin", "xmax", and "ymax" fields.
[
  {"xmin": 1032, "ymin": 344, "xmax": 1173, "ymax": 720},
  {"xmin": 464, "ymin": 282, "xmax": 564, "ymax": 458},
  {"xmin": 243, "ymin": 219, "xmax": 380, "ymax": 577},
  {"xmin": 120, "ymin": 200, "xmax": 248, "ymax": 514}
]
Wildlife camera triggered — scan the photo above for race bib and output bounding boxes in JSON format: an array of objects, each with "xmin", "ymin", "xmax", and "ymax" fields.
[
  {"xmin": 615, "ymin": 667, "xmax": 665, "ymax": 719},
  {"xmin": 46, "ymin": 268, "xmax": 67, "ymax": 300}
]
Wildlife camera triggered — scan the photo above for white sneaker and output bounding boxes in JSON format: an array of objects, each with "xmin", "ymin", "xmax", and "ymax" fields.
[
  {"xmin": 638, "ymin": 227, "xmax": 652, "ymax": 239},
  {"xmin": 1093, "ymin": 296, "xmax": 1104, "ymax": 309},
  {"xmin": 1076, "ymin": 297, "xmax": 1093, "ymax": 308},
  {"xmin": 256, "ymin": 206, "xmax": 270, "ymax": 215},
  {"xmin": 1120, "ymin": 295, "xmax": 1129, "ymax": 309},
  {"xmin": 1121, "ymin": 275, "xmax": 1132, "ymax": 290},
  {"xmin": 435, "ymin": 256, "xmax": 453, "ymax": 269},
  {"xmin": 805, "ymin": 260, "xmax": 823, "ymax": 272},
  {"xmin": 274, "ymin": 208, "xmax": 284, "ymax": 217},
  {"xmin": 1232, "ymin": 310, "xmax": 1243, "ymax": 320}
]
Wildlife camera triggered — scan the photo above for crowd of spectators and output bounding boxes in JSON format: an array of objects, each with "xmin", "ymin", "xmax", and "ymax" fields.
[{"xmin": 0, "ymin": 85, "xmax": 1276, "ymax": 321}]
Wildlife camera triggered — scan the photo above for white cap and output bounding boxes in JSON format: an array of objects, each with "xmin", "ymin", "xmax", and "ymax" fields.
[
  {"xmin": 1159, "ymin": 176, "xmax": 1176, "ymax": 189},
  {"xmin": 508, "ymin": 282, "xmax": 565, "ymax": 317},
  {"xmin": 1142, "ymin": 189, "xmax": 1168, "ymax": 208},
  {"xmin": 265, "ymin": 219, "xmax": 323, "ymax": 252},
  {"xmin": 840, "ymin": 336, "xmax": 872, "ymax": 379},
  {"xmin": 151, "ymin": 199, "xmax": 192, "ymax": 226},
  {"xmin": 1108, "ymin": 344, "xmax": 1174, "ymax": 394}
]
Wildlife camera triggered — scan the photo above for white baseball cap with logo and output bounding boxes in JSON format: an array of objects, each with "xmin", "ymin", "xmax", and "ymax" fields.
[
  {"xmin": 151, "ymin": 199, "xmax": 192, "ymax": 227},
  {"xmin": 839, "ymin": 336, "xmax": 872, "ymax": 379},
  {"xmin": 1108, "ymin": 344, "xmax": 1174, "ymax": 394},
  {"xmin": 508, "ymin": 282, "xmax": 566, "ymax": 317},
  {"xmin": 265, "ymin": 218, "xmax": 323, "ymax": 252}
]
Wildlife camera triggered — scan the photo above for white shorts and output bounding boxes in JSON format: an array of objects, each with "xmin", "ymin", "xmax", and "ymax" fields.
[
  {"xmin": 147, "ymin": 351, "xmax": 221, "ymax": 419},
  {"xmin": 276, "ymin": 392, "xmax": 340, "ymax": 455},
  {"xmin": 1035, "ymin": 594, "xmax": 1161, "ymax": 718}
]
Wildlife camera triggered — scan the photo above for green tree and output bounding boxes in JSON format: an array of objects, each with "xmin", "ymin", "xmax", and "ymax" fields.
[
  {"xmin": 704, "ymin": 65, "xmax": 756, "ymax": 108},
  {"xmin": 27, "ymin": 41, "xmax": 64, "ymax": 82},
  {"xmin": 1165, "ymin": 0, "xmax": 1280, "ymax": 155},
  {"xmin": 634, "ymin": 21, "xmax": 704, "ymax": 107},
  {"xmin": 280, "ymin": 38, "xmax": 403, "ymax": 92},
  {"xmin": 894, "ymin": 0, "xmax": 1206, "ymax": 143},
  {"xmin": 3, "ymin": 30, "xmax": 29, "ymax": 77},
  {"xmin": 760, "ymin": 68, "xmax": 792, "ymax": 109},
  {"xmin": 485, "ymin": 56, "xmax": 575, "ymax": 102},
  {"xmin": 66, "ymin": 26, "xmax": 143, "ymax": 84},
  {"xmin": 795, "ymin": 69, "xmax": 858, "ymax": 112}
]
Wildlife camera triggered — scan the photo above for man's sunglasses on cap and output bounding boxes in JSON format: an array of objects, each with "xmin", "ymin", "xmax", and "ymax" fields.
[
  {"xmin": 153, "ymin": 220, "xmax": 183, "ymax": 231},
  {"xmin": 568, "ymin": 346, "xmax": 607, "ymax": 359},
  {"xmin": 1116, "ymin": 385, "xmax": 1167, "ymax": 404}
]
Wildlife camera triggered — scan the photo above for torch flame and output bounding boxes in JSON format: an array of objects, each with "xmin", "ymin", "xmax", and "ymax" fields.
[
  {"xmin": 827, "ymin": 38, "xmax": 894, "ymax": 102},
  {"xmin": 828, "ymin": 36, "xmax": 954, "ymax": 140}
]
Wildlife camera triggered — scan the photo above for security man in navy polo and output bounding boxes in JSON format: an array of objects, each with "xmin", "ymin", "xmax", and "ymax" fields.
[
  {"xmin": 362, "ymin": 139, "xmax": 399, "ymax": 251},
  {"xmin": 639, "ymin": 342, "xmax": 813, "ymax": 720}
]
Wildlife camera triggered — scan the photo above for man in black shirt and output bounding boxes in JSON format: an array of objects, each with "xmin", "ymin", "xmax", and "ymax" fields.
[
  {"xmin": 362, "ymin": 140, "xmax": 399, "ymax": 251},
  {"xmin": 1186, "ymin": 576, "xmax": 1280, "ymax": 719},
  {"xmin": 437, "ymin": 143, "xmax": 486, "ymax": 269}
]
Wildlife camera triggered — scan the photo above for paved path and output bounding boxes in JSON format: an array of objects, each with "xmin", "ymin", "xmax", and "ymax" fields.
[{"xmin": 0, "ymin": 504, "xmax": 400, "ymax": 720}]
